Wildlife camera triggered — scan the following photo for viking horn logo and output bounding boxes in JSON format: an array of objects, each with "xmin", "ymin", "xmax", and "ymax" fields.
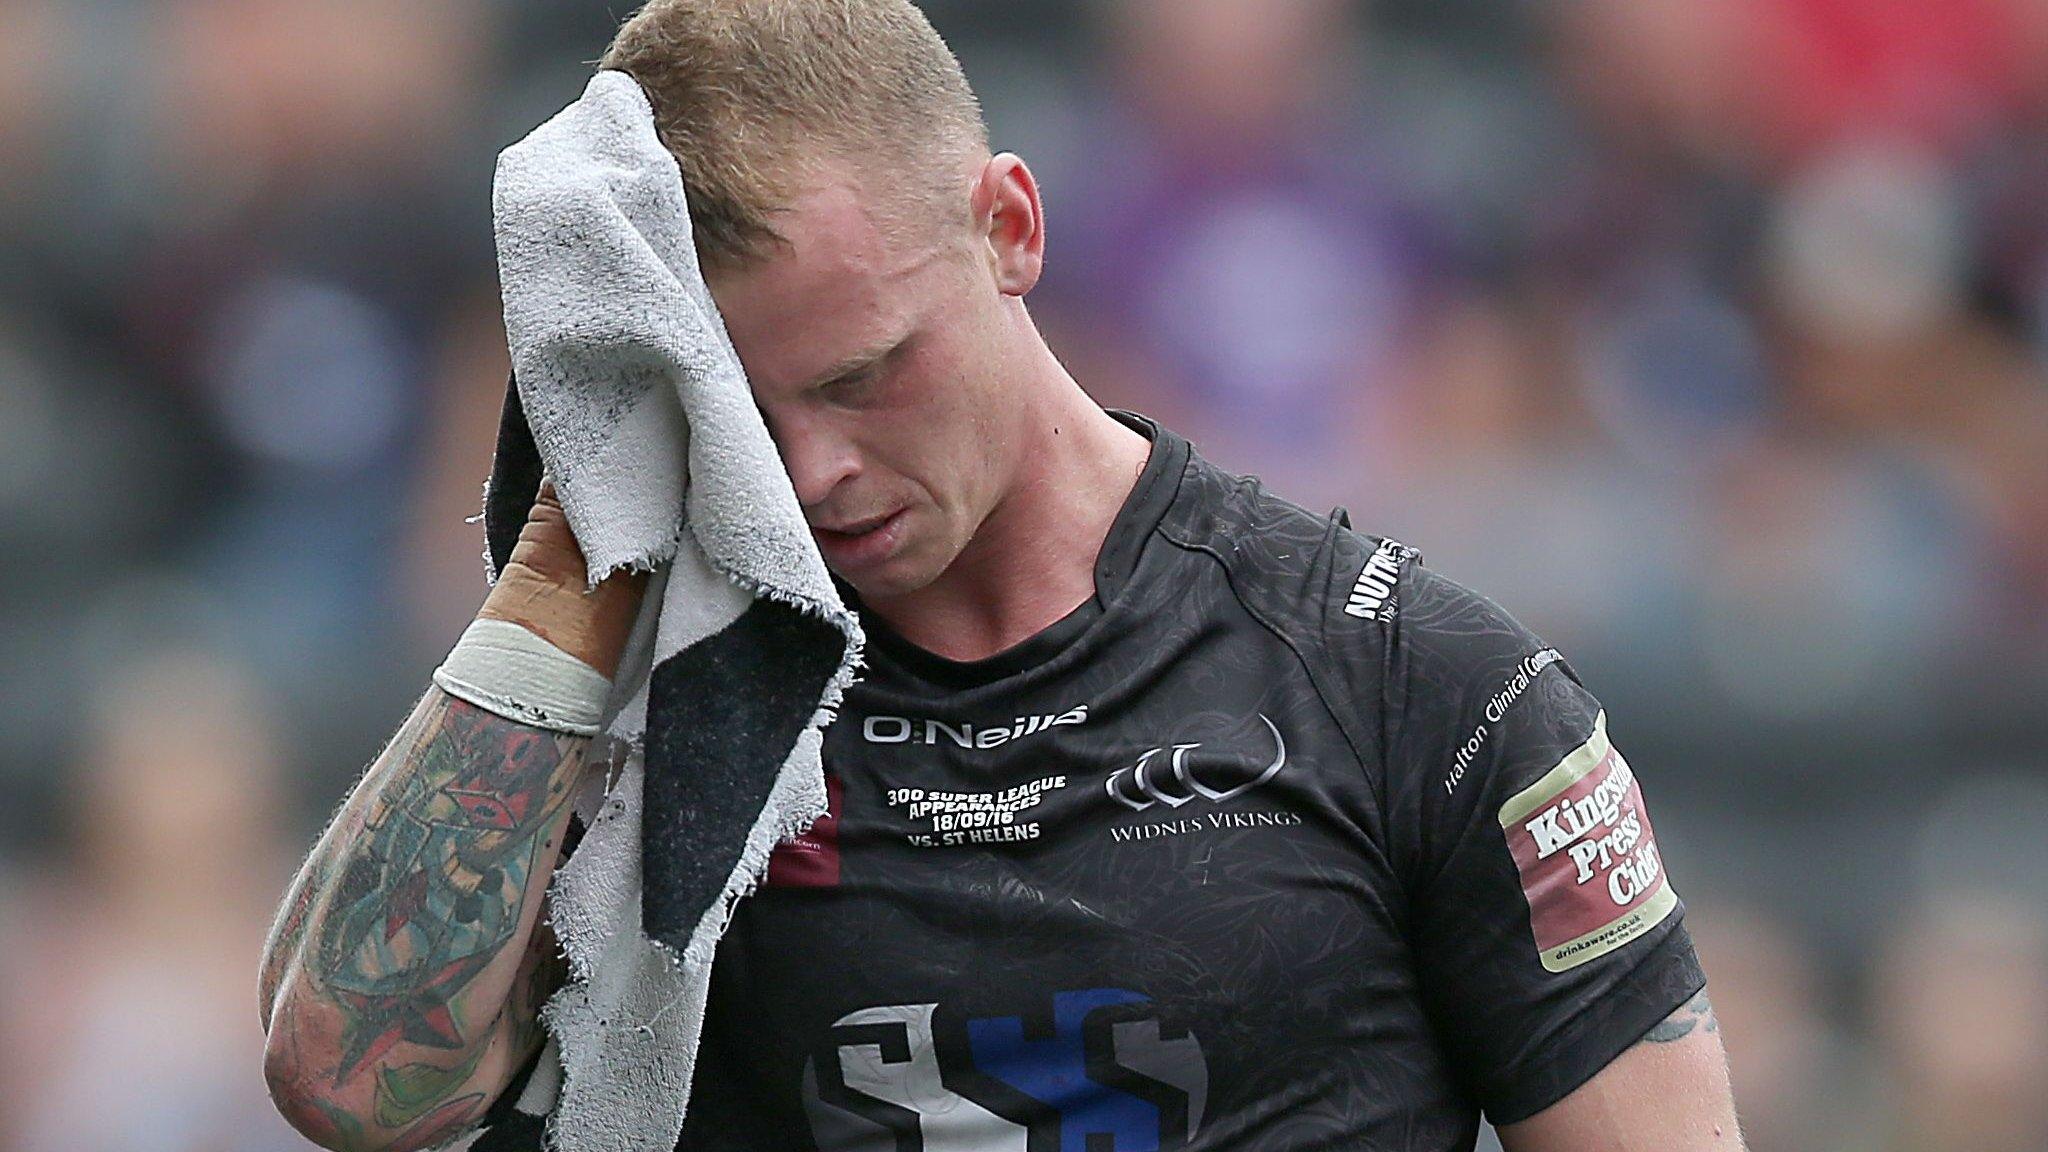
[{"xmin": 1106, "ymin": 715, "xmax": 1287, "ymax": 812}]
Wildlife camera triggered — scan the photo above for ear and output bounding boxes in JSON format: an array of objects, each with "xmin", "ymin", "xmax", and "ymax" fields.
[{"xmin": 970, "ymin": 153, "xmax": 1045, "ymax": 297}]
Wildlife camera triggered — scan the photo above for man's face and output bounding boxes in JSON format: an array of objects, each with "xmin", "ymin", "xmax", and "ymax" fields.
[{"xmin": 708, "ymin": 170, "xmax": 1023, "ymax": 601}]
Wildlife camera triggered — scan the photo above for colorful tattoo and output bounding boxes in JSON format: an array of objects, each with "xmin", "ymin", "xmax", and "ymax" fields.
[
  {"xmin": 256, "ymin": 688, "xmax": 581, "ymax": 1106},
  {"xmin": 302, "ymin": 695, "xmax": 581, "ymax": 1085},
  {"xmin": 375, "ymin": 1045, "xmax": 490, "ymax": 1130}
]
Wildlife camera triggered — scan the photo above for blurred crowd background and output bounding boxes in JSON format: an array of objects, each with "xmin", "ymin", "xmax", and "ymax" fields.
[{"xmin": 2, "ymin": 0, "xmax": 2046, "ymax": 1149}]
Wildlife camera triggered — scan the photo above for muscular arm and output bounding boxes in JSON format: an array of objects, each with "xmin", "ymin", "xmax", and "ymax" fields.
[
  {"xmin": 1498, "ymin": 990, "xmax": 1744, "ymax": 1152},
  {"xmin": 261, "ymin": 484, "xmax": 642, "ymax": 1152}
]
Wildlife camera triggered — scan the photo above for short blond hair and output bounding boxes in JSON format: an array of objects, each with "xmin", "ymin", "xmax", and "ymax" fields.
[{"xmin": 601, "ymin": 0, "xmax": 990, "ymax": 268}]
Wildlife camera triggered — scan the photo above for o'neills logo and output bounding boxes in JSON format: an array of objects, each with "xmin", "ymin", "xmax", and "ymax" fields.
[
  {"xmin": 863, "ymin": 705, "xmax": 1088, "ymax": 750},
  {"xmin": 1344, "ymin": 538, "xmax": 1413, "ymax": 622},
  {"xmin": 1497, "ymin": 711, "xmax": 1677, "ymax": 973}
]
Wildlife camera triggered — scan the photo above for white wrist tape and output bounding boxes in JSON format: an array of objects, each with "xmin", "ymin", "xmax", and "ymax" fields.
[{"xmin": 432, "ymin": 618, "xmax": 612, "ymax": 736}]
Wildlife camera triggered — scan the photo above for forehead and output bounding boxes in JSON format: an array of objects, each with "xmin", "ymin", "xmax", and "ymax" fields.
[{"xmin": 708, "ymin": 177, "xmax": 945, "ymax": 391}]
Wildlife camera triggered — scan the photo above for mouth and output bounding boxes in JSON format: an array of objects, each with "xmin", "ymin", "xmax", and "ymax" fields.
[
  {"xmin": 810, "ymin": 510, "xmax": 899, "ymax": 539},
  {"xmin": 809, "ymin": 508, "xmax": 909, "ymax": 568}
]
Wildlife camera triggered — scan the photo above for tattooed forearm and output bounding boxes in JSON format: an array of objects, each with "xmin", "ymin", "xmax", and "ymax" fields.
[
  {"xmin": 261, "ymin": 688, "xmax": 588, "ymax": 1149},
  {"xmin": 1644, "ymin": 989, "xmax": 1719, "ymax": 1043},
  {"xmin": 310, "ymin": 693, "xmax": 578, "ymax": 1081}
]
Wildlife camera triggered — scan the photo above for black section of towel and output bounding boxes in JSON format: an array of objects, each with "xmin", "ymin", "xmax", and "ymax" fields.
[
  {"xmin": 486, "ymin": 375, "xmax": 545, "ymax": 580},
  {"xmin": 639, "ymin": 599, "xmax": 847, "ymax": 951}
]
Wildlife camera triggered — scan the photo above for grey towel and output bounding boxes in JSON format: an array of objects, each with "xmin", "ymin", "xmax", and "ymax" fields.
[{"xmin": 437, "ymin": 70, "xmax": 862, "ymax": 1152}]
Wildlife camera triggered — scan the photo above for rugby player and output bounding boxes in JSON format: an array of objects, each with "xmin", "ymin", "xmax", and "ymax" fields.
[{"xmin": 260, "ymin": 1, "xmax": 1742, "ymax": 1149}]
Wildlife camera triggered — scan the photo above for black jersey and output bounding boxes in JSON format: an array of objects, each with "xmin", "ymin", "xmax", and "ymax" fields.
[{"xmin": 675, "ymin": 415, "xmax": 1704, "ymax": 1151}]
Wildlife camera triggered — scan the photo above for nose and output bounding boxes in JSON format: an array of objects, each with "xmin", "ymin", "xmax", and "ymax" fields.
[{"xmin": 760, "ymin": 404, "xmax": 859, "ymax": 511}]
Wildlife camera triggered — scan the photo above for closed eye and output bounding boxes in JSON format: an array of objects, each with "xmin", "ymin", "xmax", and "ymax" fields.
[
  {"xmin": 817, "ymin": 347, "xmax": 900, "ymax": 407},
  {"xmin": 818, "ymin": 367, "xmax": 879, "ymax": 405}
]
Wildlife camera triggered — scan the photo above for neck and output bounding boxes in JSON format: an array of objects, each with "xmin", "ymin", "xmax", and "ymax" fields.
[{"xmin": 866, "ymin": 356, "xmax": 1151, "ymax": 663}]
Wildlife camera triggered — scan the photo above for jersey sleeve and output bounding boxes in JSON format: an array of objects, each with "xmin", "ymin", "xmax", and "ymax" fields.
[{"xmin": 1345, "ymin": 546, "xmax": 1706, "ymax": 1124}]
